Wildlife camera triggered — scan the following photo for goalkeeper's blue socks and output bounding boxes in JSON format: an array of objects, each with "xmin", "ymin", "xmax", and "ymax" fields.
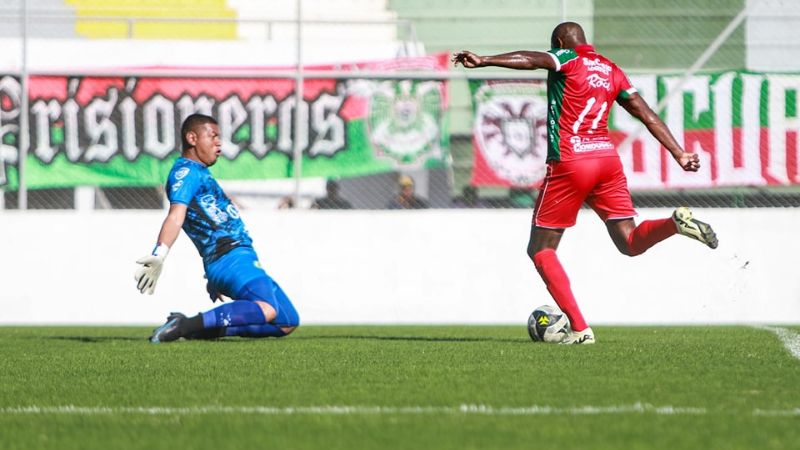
[
  {"xmin": 222, "ymin": 324, "xmax": 287, "ymax": 337},
  {"xmin": 181, "ymin": 320, "xmax": 287, "ymax": 339},
  {"xmin": 177, "ymin": 301, "xmax": 289, "ymax": 338},
  {"xmin": 201, "ymin": 300, "xmax": 267, "ymax": 329}
]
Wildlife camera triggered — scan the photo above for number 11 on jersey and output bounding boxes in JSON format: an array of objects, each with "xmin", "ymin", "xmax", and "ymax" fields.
[{"xmin": 572, "ymin": 97, "xmax": 608, "ymax": 134}]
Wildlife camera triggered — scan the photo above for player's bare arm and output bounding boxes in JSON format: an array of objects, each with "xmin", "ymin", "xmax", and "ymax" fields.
[
  {"xmin": 134, "ymin": 203, "xmax": 187, "ymax": 295},
  {"xmin": 156, "ymin": 203, "xmax": 187, "ymax": 247},
  {"xmin": 618, "ymin": 93, "xmax": 700, "ymax": 172},
  {"xmin": 452, "ymin": 50, "xmax": 557, "ymax": 71}
]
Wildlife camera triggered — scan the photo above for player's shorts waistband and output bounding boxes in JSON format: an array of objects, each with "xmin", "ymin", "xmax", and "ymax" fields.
[{"xmin": 203, "ymin": 243, "xmax": 253, "ymax": 266}]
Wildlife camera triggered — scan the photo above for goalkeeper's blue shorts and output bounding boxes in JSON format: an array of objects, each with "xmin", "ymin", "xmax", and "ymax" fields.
[{"xmin": 205, "ymin": 247, "xmax": 299, "ymax": 327}]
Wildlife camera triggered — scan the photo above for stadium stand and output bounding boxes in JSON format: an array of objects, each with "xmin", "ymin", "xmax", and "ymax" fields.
[
  {"xmin": 0, "ymin": 0, "xmax": 410, "ymax": 43},
  {"xmin": 593, "ymin": 0, "xmax": 744, "ymax": 71},
  {"xmin": 229, "ymin": 0, "xmax": 400, "ymax": 44},
  {"xmin": 0, "ymin": 0, "xmax": 410, "ymax": 68},
  {"xmin": 45, "ymin": 0, "xmax": 403, "ymax": 45},
  {"xmin": 386, "ymin": 0, "xmax": 593, "ymax": 135},
  {"xmin": 387, "ymin": 0, "xmax": 594, "ymax": 55},
  {"xmin": 0, "ymin": 0, "xmax": 77, "ymax": 38},
  {"xmin": 65, "ymin": 0, "xmax": 237, "ymax": 39}
]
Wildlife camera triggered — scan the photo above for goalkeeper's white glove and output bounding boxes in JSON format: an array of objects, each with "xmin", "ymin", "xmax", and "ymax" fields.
[{"xmin": 134, "ymin": 244, "xmax": 169, "ymax": 295}]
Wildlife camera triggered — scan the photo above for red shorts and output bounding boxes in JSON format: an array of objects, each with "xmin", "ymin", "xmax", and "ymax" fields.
[{"xmin": 533, "ymin": 156, "xmax": 636, "ymax": 228}]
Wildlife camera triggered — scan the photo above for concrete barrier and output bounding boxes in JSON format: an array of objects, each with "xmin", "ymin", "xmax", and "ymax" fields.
[{"xmin": 0, "ymin": 208, "xmax": 797, "ymax": 325}]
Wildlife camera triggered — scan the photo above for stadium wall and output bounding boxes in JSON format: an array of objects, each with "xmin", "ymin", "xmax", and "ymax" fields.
[
  {"xmin": 0, "ymin": 38, "xmax": 404, "ymax": 70},
  {"xmin": 0, "ymin": 208, "xmax": 797, "ymax": 326}
]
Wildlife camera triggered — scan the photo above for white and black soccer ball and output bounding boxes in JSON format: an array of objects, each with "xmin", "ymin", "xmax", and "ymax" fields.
[{"xmin": 527, "ymin": 305, "xmax": 570, "ymax": 343}]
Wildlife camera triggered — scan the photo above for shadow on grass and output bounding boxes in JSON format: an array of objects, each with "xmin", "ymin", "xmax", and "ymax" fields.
[
  {"xmin": 45, "ymin": 336, "xmax": 144, "ymax": 343},
  {"xmin": 292, "ymin": 335, "xmax": 528, "ymax": 344},
  {"xmin": 38, "ymin": 333, "xmax": 530, "ymax": 345}
]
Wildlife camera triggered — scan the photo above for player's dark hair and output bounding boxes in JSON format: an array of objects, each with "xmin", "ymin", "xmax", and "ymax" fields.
[{"xmin": 181, "ymin": 114, "xmax": 218, "ymax": 150}]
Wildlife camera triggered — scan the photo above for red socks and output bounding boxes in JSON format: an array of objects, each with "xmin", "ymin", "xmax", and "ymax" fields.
[
  {"xmin": 626, "ymin": 218, "xmax": 677, "ymax": 256},
  {"xmin": 531, "ymin": 218, "xmax": 677, "ymax": 332},
  {"xmin": 532, "ymin": 249, "xmax": 588, "ymax": 332}
]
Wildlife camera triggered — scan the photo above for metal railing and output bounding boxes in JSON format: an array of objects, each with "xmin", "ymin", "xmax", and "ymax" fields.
[
  {"xmin": 3, "ymin": 2, "xmax": 800, "ymax": 211},
  {"xmin": 1, "ymin": 6, "xmax": 424, "ymax": 209}
]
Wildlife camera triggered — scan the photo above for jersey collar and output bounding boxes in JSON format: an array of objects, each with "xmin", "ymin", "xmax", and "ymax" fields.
[
  {"xmin": 574, "ymin": 44, "xmax": 595, "ymax": 53},
  {"xmin": 179, "ymin": 156, "xmax": 209, "ymax": 170}
]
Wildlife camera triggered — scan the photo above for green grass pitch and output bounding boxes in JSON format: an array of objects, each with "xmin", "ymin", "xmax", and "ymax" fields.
[{"xmin": 1, "ymin": 325, "xmax": 798, "ymax": 450}]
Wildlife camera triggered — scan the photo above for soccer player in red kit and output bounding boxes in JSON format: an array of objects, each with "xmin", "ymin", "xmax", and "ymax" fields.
[{"xmin": 453, "ymin": 22, "xmax": 718, "ymax": 344}]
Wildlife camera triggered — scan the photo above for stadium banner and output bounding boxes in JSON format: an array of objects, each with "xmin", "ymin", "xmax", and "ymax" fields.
[
  {"xmin": 0, "ymin": 54, "xmax": 449, "ymax": 189},
  {"xmin": 468, "ymin": 80, "xmax": 549, "ymax": 188},
  {"xmin": 468, "ymin": 71, "xmax": 800, "ymax": 189}
]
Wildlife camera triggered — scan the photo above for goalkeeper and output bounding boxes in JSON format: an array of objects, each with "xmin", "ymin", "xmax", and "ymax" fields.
[{"xmin": 135, "ymin": 113, "xmax": 299, "ymax": 343}]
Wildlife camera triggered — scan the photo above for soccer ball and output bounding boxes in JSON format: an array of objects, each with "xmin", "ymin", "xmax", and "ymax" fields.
[{"xmin": 527, "ymin": 305, "xmax": 570, "ymax": 343}]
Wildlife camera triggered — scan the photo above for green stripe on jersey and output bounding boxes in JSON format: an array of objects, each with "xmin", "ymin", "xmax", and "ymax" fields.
[
  {"xmin": 547, "ymin": 48, "xmax": 578, "ymax": 66},
  {"xmin": 546, "ymin": 71, "xmax": 567, "ymax": 161},
  {"xmin": 617, "ymin": 88, "xmax": 637, "ymax": 101}
]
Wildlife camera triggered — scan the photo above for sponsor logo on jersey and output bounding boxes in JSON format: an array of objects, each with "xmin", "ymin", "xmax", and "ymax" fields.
[
  {"xmin": 226, "ymin": 203, "xmax": 240, "ymax": 220},
  {"xmin": 570, "ymin": 136, "xmax": 614, "ymax": 153},
  {"xmin": 171, "ymin": 180, "xmax": 183, "ymax": 192},
  {"xmin": 583, "ymin": 57, "xmax": 611, "ymax": 75},
  {"xmin": 175, "ymin": 167, "xmax": 190, "ymax": 180},
  {"xmin": 200, "ymin": 194, "xmax": 230, "ymax": 224},
  {"xmin": 587, "ymin": 74, "xmax": 611, "ymax": 90}
]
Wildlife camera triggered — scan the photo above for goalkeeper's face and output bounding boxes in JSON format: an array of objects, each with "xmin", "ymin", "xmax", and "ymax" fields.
[{"xmin": 192, "ymin": 123, "xmax": 222, "ymax": 167}]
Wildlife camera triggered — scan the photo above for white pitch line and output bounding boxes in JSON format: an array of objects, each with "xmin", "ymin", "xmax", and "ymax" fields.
[
  {"xmin": 753, "ymin": 325, "xmax": 800, "ymax": 361},
  {"xmin": 753, "ymin": 408, "xmax": 800, "ymax": 417},
  {"xmin": 0, "ymin": 403, "xmax": 706, "ymax": 416},
  {"xmin": 5, "ymin": 404, "xmax": 800, "ymax": 417}
]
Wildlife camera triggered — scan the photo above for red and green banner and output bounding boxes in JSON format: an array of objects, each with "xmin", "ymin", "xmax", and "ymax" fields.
[
  {"xmin": 468, "ymin": 80, "xmax": 549, "ymax": 188},
  {"xmin": 469, "ymin": 71, "xmax": 800, "ymax": 189},
  {"xmin": 0, "ymin": 54, "xmax": 449, "ymax": 189}
]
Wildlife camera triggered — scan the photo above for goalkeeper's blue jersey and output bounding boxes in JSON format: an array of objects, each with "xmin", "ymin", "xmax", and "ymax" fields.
[{"xmin": 166, "ymin": 157, "xmax": 253, "ymax": 265}]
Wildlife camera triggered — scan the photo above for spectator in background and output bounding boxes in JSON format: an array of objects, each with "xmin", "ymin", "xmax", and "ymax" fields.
[
  {"xmin": 387, "ymin": 174, "xmax": 429, "ymax": 209},
  {"xmin": 451, "ymin": 185, "xmax": 489, "ymax": 208},
  {"xmin": 311, "ymin": 179, "xmax": 353, "ymax": 210},
  {"xmin": 277, "ymin": 196, "xmax": 295, "ymax": 209}
]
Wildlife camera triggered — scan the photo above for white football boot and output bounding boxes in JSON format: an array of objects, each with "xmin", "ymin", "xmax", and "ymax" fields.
[
  {"xmin": 672, "ymin": 207, "xmax": 718, "ymax": 249},
  {"xmin": 560, "ymin": 327, "xmax": 596, "ymax": 345}
]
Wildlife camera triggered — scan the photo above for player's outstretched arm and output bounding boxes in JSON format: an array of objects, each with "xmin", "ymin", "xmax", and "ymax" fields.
[
  {"xmin": 134, "ymin": 203, "xmax": 187, "ymax": 295},
  {"xmin": 618, "ymin": 93, "xmax": 700, "ymax": 172},
  {"xmin": 452, "ymin": 50, "xmax": 556, "ymax": 71}
]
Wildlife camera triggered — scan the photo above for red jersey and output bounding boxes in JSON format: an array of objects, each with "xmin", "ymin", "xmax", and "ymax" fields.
[{"xmin": 544, "ymin": 44, "xmax": 637, "ymax": 162}]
